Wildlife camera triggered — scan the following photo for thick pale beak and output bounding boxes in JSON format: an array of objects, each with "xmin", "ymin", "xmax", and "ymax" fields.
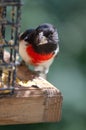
[{"xmin": 38, "ymin": 32, "xmax": 47, "ymax": 45}]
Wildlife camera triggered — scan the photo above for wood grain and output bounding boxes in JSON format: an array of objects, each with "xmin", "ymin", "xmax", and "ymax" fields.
[{"xmin": 0, "ymin": 77, "xmax": 63, "ymax": 125}]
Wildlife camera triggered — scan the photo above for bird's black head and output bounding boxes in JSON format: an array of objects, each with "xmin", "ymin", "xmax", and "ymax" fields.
[
  {"xmin": 33, "ymin": 23, "xmax": 59, "ymax": 54},
  {"xmin": 20, "ymin": 23, "xmax": 59, "ymax": 54}
]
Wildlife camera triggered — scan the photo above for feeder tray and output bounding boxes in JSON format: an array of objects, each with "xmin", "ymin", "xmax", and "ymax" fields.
[{"xmin": 0, "ymin": 74, "xmax": 63, "ymax": 125}]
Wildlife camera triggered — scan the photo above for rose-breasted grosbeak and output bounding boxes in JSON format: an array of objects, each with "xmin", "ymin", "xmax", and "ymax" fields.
[{"xmin": 19, "ymin": 23, "xmax": 59, "ymax": 78}]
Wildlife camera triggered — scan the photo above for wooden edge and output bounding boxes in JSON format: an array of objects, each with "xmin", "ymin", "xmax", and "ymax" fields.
[{"xmin": 0, "ymin": 77, "xmax": 63, "ymax": 125}]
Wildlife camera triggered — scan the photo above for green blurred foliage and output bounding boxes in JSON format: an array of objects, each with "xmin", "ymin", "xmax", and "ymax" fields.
[{"xmin": 0, "ymin": 0, "xmax": 86, "ymax": 130}]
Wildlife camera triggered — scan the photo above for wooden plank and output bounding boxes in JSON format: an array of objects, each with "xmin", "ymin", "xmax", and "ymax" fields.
[
  {"xmin": 0, "ymin": 77, "xmax": 63, "ymax": 125},
  {"xmin": 0, "ymin": 96, "xmax": 44, "ymax": 124}
]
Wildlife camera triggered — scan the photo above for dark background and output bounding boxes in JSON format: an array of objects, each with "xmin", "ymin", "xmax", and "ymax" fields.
[{"xmin": 0, "ymin": 0, "xmax": 86, "ymax": 130}]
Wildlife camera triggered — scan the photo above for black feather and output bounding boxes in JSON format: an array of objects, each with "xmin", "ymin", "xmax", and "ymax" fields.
[{"xmin": 19, "ymin": 29, "xmax": 34, "ymax": 41}]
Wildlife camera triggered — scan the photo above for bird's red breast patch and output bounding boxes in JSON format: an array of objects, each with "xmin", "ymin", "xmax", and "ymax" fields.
[{"xmin": 26, "ymin": 45, "xmax": 54, "ymax": 65}]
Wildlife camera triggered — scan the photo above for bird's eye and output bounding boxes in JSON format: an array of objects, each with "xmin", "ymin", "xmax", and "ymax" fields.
[
  {"xmin": 48, "ymin": 32, "xmax": 53, "ymax": 38},
  {"xmin": 50, "ymin": 31, "xmax": 53, "ymax": 35}
]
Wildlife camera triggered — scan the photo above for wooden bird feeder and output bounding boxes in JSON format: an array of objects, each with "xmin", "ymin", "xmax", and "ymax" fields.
[{"xmin": 0, "ymin": 0, "xmax": 63, "ymax": 125}]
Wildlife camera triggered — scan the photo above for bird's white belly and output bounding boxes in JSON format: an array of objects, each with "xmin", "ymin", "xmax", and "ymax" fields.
[{"xmin": 19, "ymin": 41, "xmax": 31, "ymax": 63}]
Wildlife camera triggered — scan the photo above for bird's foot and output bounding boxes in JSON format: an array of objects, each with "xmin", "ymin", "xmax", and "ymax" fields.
[{"xmin": 18, "ymin": 60, "xmax": 26, "ymax": 66}]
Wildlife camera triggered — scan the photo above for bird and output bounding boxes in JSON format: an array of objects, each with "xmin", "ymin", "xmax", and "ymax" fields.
[{"xmin": 19, "ymin": 23, "xmax": 59, "ymax": 79}]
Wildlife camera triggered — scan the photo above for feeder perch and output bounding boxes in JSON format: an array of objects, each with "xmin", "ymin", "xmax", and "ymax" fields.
[{"xmin": 0, "ymin": 0, "xmax": 63, "ymax": 125}]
